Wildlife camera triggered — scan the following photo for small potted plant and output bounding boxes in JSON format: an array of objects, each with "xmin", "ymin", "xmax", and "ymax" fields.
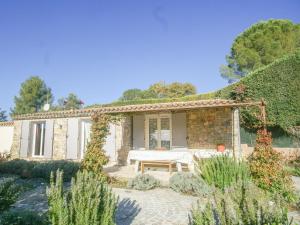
[{"xmin": 216, "ymin": 143, "xmax": 226, "ymax": 152}]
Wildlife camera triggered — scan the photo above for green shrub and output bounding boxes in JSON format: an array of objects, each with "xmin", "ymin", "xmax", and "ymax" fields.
[
  {"xmin": 191, "ymin": 181, "xmax": 292, "ymax": 225},
  {"xmin": 249, "ymin": 130, "xmax": 295, "ymax": 202},
  {"xmin": 169, "ymin": 172, "xmax": 211, "ymax": 197},
  {"xmin": 47, "ymin": 170, "xmax": 117, "ymax": 225},
  {"xmin": 127, "ymin": 174, "xmax": 160, "ymax": 190},
  {"xmin": 0, "ymin": 159, "xmax": 80, "ymax": 181},
  {"xmin": 197, "ymin": 155, "xmax": 250, "ymax": 190},
  {"xmin": 0, "ymin": 178, "xmax": 21, "ymax": 212},
  {"xmin": 0, "ymin": 210, "xmax": 48, "ymax": 225},
  {"xmin": 0, "ymin": 159, "xmax": 37, "ymax": 178},
  {"xmin": 0, "ymin": 153, "xmax": 10, "ymax": 163},
  {"xmin": 107, "ymin": 176, "xmax": 128, "ymax": 188},
  {"xmin": 31, "ymin": 160, "xmax": 80, "ymax": 181},
  {"xmin": 285, "ymin": 166, "xmax": 300, "ymax": 177}
]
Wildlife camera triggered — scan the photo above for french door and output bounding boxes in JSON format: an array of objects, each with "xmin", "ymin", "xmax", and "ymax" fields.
[{"xmin": 146, "ymin": 114, "xmax": 172, "ymax": 150}]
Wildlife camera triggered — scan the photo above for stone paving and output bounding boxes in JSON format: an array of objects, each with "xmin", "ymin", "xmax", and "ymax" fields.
[
  {"xmin": 11, "ymin": 181, "xmax": 199, "ymax": 225},
  {"xmin": 7, "ymin": 176, "xmax": 300, "ymax": 224},
  {"xmin": 114, "ymin": 188, "xmax": 199, "ymax": 225}
]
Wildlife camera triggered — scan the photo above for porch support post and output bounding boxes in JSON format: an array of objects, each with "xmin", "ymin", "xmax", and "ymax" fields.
[{"xmin": 232, "ymin": 108, "xmax": 241, "ymax": 160}]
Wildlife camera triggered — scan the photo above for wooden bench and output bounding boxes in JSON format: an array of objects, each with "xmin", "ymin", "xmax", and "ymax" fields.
[{"xmin": 140, "ymin": 160, "xmax": 176, "ymax": 174}]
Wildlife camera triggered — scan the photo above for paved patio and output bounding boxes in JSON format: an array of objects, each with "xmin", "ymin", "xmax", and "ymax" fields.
[
  {"xmin": 114, "ymin": 188, "xmax": 199, "ymax": 225},
  {"xmin": 7, "ymin": 176, "xmax": 300, "ymax": 224},
  {"xmin": 11, "ymin": 180, "xmax": 199, "ymax": 225}
]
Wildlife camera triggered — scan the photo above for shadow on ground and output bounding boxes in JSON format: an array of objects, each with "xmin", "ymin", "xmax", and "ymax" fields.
[{"xmin": 116, "ymin": 198, "xmax": 141, "ymax": 225}]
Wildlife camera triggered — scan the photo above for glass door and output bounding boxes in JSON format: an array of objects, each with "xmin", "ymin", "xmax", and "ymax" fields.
[
  {"xmin": 160, "ymin": 117, "xmax": 171, "ymax": 150},
  {"xmin": 149, "ymin": 118, "xmax": 159, "ymax": 149},
  {"xmin": 146, "ymin": 114, "xmax": 172, "ymax": 150}
]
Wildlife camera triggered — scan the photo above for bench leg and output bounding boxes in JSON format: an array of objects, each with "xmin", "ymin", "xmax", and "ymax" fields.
[
  {"xmin": 134, "ymin": 160, "xmax": 140, "ymax": 173},
  {"xmin": 169, "ymin": 163, "xmax": 172, "ymax": 174},
  {"xmin": 141, "ymin": 163, "xmax": 144, "ymax": 174},
  {"xmin": 176, "ymin": 162, "xmax": 182, "ymax": 172}
]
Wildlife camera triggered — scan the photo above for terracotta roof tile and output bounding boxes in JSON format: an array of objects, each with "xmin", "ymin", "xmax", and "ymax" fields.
[
  {"xmin": 12, "ymin": 99, "xmax": 261, "ymax": 120},
  {"xmin": 0, "ymin": 121, "xmax": 14, "ymax": 126}
]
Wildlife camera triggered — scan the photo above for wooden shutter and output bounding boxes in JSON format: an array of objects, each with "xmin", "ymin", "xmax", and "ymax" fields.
[
  {"xmin": 44, "ymin": 120, "xmax": 54, "ymax": 159},
  {"xmin": 66, "ymin": 118, "xmax": 79, "ymax": 159},
  {"xmin": 133, "ymin": 115, "xmax": 145, "ymax": 149},
  {"xmin": 20, "ymin": 121, "xmax": 30, "ymax": 158},
  {"xmin": 172, "ymin": 113, "xmax": 187, "ymax": 148}
]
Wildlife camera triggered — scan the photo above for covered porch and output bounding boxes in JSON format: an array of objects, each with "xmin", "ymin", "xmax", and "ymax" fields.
[{"xmin": 103, "ymin": 99, "xmax": 261, "ymax": 177}]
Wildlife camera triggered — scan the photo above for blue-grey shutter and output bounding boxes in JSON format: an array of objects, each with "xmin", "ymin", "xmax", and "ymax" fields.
[
  {"xmin": 66, "ymin": 118, "xmax": 79, "ymax": 159},
  {"xmin": 172, "ymin": 113, "xmax": 187, "ymax": 148},
  {"xmin": 44, "ymin": 120, "xmax": 54, "ymax": 159},
  {"xmin": 20, "ymin": 121, "xmax": 30, "ymax": 158},
  {"xmin": 133, "ymin": 115, "xmax": 145, "ymax": 149}
]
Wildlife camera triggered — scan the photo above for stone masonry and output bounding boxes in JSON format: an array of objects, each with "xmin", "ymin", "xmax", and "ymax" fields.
[
  {"xmin": 116, "ymin": 115, "xmax": 132, "ymax": 165},
  {"xmin": 52, "ymin": 119, "xmax": 68, "ymax": 160},
  {"xmin": 187, "ymin": 107, "xmax": 233, "ymax": 149},
  {"xmin": 10, "ymin": 120, "xmax": 22, "ymax": 159}
]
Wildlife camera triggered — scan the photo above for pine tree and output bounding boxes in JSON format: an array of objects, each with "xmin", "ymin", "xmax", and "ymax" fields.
[{"xmin": 12, "ymin": 76, "xmax": 53, "ymax": 115}]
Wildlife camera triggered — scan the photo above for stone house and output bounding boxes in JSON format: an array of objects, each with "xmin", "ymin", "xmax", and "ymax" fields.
[{"xmin": 9, "ymin": 99, "xmax": 260, "ymax": 165}]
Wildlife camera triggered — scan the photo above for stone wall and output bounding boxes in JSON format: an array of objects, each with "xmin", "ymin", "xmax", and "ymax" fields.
[
  {"xmin": 10, "ymin": 120, "xmax": 22, "ymax": 159},
  {"xmin": 116, "ymin": 115, "xmax": 132, "ymax": 165},
  {"xmin": 52, "ymin": 119, "xmax": 68, "ymax": 160},
  {"xmin": 242, "ymin": 144, "xmax": 300, "ymax": 161},
  {"xmin": 186, "ymin": 107, "xmax": 232, "ymax": 149}
]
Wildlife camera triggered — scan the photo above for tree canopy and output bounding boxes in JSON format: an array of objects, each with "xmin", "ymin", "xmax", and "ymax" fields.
[
  {"xmin": 11, "ymin": 76, "xmax": 53, "ymax": 115},
  {"xmin": 220, "ymin": 19, "xmax": 300, "ymax": 82},
  {"xmin": 0, "ymin": 108, "xmax": 7, "ymax": 122},
  {"xmin": 119, "ymin": 82, "xmax": 197, "ymax": 101},
  {"xmin": 56, "ymin": 93, "xmax": 84, "ymax": 110}
]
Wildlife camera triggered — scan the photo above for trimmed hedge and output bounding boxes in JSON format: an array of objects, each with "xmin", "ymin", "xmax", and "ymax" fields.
[
  {"xmin": 216, "ymin": 51, "xmax": 300, "ymax": 132},
  {"xmin": 0, "ymin": 159, "xmax": 80, "ymax": 181},
  {"xmin": 86, "ymin": 92, "xmax": 216, "ymax": 108}
]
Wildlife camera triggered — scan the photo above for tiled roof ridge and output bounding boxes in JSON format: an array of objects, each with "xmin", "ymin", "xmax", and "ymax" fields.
[
  {"xmin": 0, "ymin": 121, "xmax": 14, "ymax": 126},
  {"xmin": 12, "ymin": 99, "xmax": 261, "ymax": 120}
]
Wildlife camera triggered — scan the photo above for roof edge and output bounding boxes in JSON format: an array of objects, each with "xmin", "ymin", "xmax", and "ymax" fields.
[{"xmin": 12, "ymin": 99, "xmax": 261, "ymax": 121}]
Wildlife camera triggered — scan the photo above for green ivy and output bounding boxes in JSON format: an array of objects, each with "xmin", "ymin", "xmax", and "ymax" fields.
[{"xmin": 216, "ymin": 51, "xmax": 300, "ymax": 132}]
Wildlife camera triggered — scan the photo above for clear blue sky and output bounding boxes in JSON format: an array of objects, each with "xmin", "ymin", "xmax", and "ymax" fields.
[{"xmin": 0, "ymin": 0, "xmax": 299, "ymax": 113}]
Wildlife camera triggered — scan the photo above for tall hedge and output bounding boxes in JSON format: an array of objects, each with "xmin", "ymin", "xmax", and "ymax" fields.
[{"xmin": 216, "ymin": 51, "xmax": 300, "ymax": 132}]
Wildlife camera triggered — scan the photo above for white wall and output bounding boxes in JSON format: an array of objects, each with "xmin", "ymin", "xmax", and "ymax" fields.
[{"xmin": 0, "ymin": 126, "xmax": 14, "ymax": 153}]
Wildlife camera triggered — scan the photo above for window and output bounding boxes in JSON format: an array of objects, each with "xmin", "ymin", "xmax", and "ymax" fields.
[
  {"xmin": 80, "ymin": 119, "xmax": 92, "ymax": 159},
  {"xmin": 32, "ymin": 122, "xmax": 46, "ymax": 157},
  {"xmin": 146, "ymin": 114, "xmax": 172, "ymax": 150}
]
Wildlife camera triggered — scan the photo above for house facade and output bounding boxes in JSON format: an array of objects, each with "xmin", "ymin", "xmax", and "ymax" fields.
[
  {"xmin": 0, "ymin": 121, "xmax": 14, "ymax": 154},
  {"xmin": 10, "ymin": 99, "xmax": 260, "ymax": 165}
]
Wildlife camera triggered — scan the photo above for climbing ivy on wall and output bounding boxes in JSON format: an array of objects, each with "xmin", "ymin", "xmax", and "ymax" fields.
[
  {"xmin": 81, "ymin": 114, "xmax": 111, "ymax": 178},
  {"xmin": 216, "ymin": 51, "xmax": 300, "ymax": 134},
  {"xmin": 80, "ymin": 113, "xmax": 124, "ymax": 178}
]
